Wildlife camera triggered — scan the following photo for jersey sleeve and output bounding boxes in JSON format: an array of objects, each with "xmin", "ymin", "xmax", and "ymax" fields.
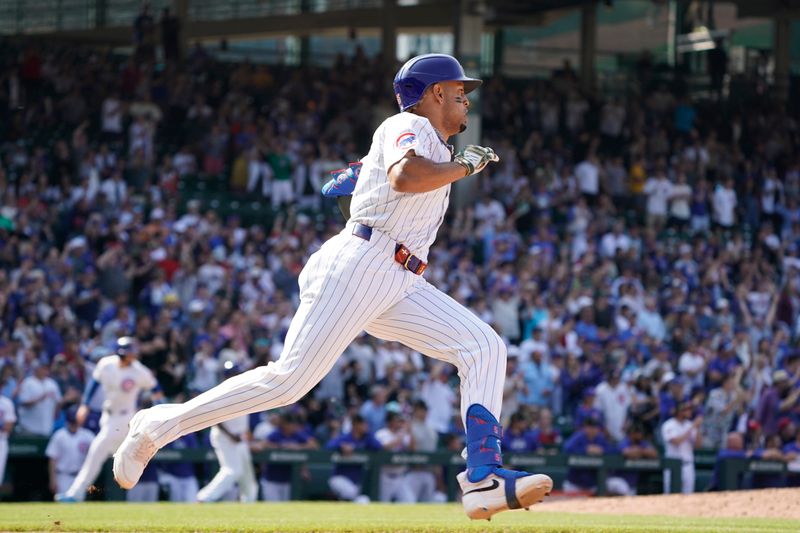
[
  {"xmin": 383, "ymin": 116, "xmax": 435, "ymax": 170},
  {"xmin": 17, "ymin": 379, "xmax": 36, "ymax": 403},
  {"xmin": 1, "ymin": 398, "xmax": 17, "ymax": 423},
  {"xmin": 45, "ymin": 433, "xmax": 61, "ymax": 459},
  {"xmin": 661, "ymin": 420, "xmax": 681, "ymax": 442},
  {"xmin": 138, "ymin": 364, "xmax": 158, "ymax": 390},
  {"xmin": 374, "ymin": 429, "xmax": 392, "ymax": 447},
  {"xmin": 92, "ymin": 358, "xmax": 107, "ymax": 381}
]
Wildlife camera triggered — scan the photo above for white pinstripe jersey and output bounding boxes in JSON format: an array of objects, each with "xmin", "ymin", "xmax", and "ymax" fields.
[
  {"xmin": 349, "ymin": 112, "xmax": 454, "ymax": 262},
  {"xmin": 93, "ymin": 355, "xmax": 157, "ymax": 414}
]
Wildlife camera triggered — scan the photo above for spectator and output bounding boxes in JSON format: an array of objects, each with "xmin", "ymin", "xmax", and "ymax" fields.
[
  {"xmin": 420, "ymin": 367, "xmax": 456, "ymax": 436},
  {"xmin": 756, "ymin": 370, "xmax": 800, "ymax": 437},
  {"xmin": 662, "ymin": 401, "xmax": 703, "ymax": 494},
  {"xmin": 575, "ymin": 153, "xmax": 601, "ymax": 207},
  {"xmin": 644, "ymin": 165, "xmax": 672, "ymax": 230},
  {"xmin": 712, "ymin": 178, "xmax": 737, "ymax": 230},
  {"xmin": 702, "ymin": 370, "xmax": 747, "ymax": 448},
  {"xmin": 536, "ymin": 407, "xmax": 562, "ymax": 450},
  {"xmin": 17, "ymin": 362, "xmax": 62, "ymax": 437},
  {"xmin": 520, "ymin": 344, "xmax": 555, "ymax": 408},
  {"xmin": 359, "ymin": 386, "xmax": 388, "ymax": 435}
]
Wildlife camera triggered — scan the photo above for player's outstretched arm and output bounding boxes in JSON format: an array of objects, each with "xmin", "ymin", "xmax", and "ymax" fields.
[{"xmin": 389, "ymin": 146, "xmax": 499, "ymax": 194}]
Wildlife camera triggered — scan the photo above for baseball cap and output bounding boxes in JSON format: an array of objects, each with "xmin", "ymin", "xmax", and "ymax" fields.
[
  {"xmin": 583, "ymin": 414, "xmax": 601, "ymax": 427},
  {"xmin": 65, "ymin": 406, "xmax": 79, "ymax": 424}
]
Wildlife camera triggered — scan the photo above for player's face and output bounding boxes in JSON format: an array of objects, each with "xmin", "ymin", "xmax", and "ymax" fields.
[{"xmin": 440, "ymin": 81, "xmax": 469, "ymax": 135}]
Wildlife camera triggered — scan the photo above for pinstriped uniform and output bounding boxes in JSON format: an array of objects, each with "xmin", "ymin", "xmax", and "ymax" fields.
[{"xmin": 143, "ymin": 112, "xmax": 507, "ymax": 450}]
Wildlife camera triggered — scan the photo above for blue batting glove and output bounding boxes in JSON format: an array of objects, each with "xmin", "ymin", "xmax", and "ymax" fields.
[{"xmin": 322, "ymin": 162, "xmax": 362, "ymax": 197}]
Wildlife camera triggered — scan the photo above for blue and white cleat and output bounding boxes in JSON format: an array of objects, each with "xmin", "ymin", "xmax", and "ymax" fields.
[
  {"xmin": 321, "ymin": 162, "xmax": 362, "ymax": 197},
  {"xmin": 457, "ymin": 468, "xmax": 552, "ymax": 520},
  {"xmin": 55, "ymin": 494, "xmax": 77, "ymax": 503}
]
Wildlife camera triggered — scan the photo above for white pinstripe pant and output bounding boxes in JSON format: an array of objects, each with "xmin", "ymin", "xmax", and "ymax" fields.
[{"xmin": 145, "ymin": 223, "xmax": 507, "ymax": 449}]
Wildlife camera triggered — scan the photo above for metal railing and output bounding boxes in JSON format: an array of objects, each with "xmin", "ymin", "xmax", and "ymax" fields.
[{"xmin": 6, "ymin": 436, "xmax": 682, "ymax": 501}]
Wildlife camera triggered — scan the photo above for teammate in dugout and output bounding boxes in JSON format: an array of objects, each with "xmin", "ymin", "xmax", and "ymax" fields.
[
  {"xmin": 45, "ymin": 406, "xmax": 94, "ymax": 497},
  {"xmin": 113, "ymin": 53, "xmax": 552, "ymax": 519}
]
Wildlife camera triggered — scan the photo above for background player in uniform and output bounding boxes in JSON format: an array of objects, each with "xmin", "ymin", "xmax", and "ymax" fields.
[
  {"xmin": 158, "ymin": 433, "xmax": 200, "ymax": 502},
  {"xmin": 57, "ymin": 337, "xmax": 161, "ymax": 502},
  {"xmin": 46, "ymin": 407, "xmax": 94, "ymax": 497},
  {"xmin": 196, "ymin": 413, "xmax": 258, "ymax": 503},
  {"xmin": 0, "ymin": 391, "xmax": 16, "ymax": 488},
  {"xmin": 114, "ymin": 53, "xmax": 552, "ymax": 520},
  {"xmin": 326, "ymin": 414, "xmax": 382, "ymax": 503},
  {"xmin": 406, "ymin": 399, "xmax": 445, "ymax": 503},
  {"xmin": 251, "ymin": 412, "xmax": 318, "ymax": 501},
  {"xmin": 375, "ymin": 411, "xmax": 414, "ymax": 503}
]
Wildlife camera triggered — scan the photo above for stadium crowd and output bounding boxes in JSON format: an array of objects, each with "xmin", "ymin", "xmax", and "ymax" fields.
[{"xmin": 1, "ymin": 29, "xmax": 800, "ymax": 502}]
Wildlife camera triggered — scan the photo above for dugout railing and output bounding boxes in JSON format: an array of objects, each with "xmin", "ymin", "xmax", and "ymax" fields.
[
  {"xmin": 5, "ymin": 436, "xmax": 683, "ymax": 501},
  {"xmin": 718, "ymin": 457, "xmax": 800, "ymax": 491}
]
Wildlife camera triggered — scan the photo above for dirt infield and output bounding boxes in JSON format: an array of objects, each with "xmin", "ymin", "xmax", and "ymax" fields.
[{"xmin": 537, "ymin": 488, "xmax": 800, "ymax": 520}]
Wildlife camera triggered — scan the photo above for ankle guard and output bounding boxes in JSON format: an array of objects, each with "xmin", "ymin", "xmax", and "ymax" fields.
[{"xmin": 465, "ymin": 404, "xmax": 503, "ymax": 482}]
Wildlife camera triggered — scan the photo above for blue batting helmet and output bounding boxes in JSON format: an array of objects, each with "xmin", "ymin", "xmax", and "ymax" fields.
[
  {"xmin": 393, "ymin": 54, "xmax": 482, "ymax": 112},
  {"xmin": 116, "ymin": 336, "xmax": 138, "ymax": 357}
]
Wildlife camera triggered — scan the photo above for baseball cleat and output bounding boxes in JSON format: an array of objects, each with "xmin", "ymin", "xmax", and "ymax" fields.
[
  {"xmin": 54, "ymin": 494, "xmax": 77, "ymax": 503},
  {"xmin": 458, "ymin": 469, "xmax": 552, "ymax": 521},
  {"xmin": 113, "ymin": 409, "xmax": 158, "ymax": 490}
]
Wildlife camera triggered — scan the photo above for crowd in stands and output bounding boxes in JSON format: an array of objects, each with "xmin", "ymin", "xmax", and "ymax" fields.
[{"xmin": 1, "ymin": 28, "xmax": 800, "ymax": 501}]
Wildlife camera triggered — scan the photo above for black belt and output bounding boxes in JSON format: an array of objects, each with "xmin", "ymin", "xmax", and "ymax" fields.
[
  {"xmin": 57, "ymin": 470, "xmax": 79, "ymax": 476},
  {"xmin": 352, "ymin": 223, "xmax": 427, "ymax": 276},
  {"xmin": 103, "ymin": 409, "xmax": 130, "ymax": 416}
]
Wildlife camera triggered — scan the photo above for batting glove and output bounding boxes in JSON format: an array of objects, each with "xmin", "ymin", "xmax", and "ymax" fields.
[
  {"xmin": 454, "ymin": 145, "xmax": 500, "ymax": 176},
  {"xmin": 322, "ymin": 162, "xmax": 362, "ymax": 197}
]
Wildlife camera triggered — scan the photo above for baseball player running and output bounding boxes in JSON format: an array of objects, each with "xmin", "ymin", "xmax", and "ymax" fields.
[
  {"xmin": 114, "ymin": 53, "xmax": 552, "ymax": 520},
  {"xmin": 196, "ymin": 413, "xmax": 258, "ymax": 503},
  {"xmin": 57, "ymin": 337, "xmax": 161, "ymax": 502}
]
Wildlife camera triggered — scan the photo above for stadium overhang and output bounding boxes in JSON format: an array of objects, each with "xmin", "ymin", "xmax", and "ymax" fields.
[{"xmin": 40, "ymin": 0, "xmax": 591, "ymax": 45}]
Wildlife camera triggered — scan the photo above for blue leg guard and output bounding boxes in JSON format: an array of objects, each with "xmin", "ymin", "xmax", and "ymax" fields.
[{"xmin": 465, "ymin": 404, "xmax": 503, "ymax": 482}]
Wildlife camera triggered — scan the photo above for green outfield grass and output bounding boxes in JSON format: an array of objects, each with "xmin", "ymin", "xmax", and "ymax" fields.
[{"xmin": 0, "ymin": 502, "xmax": 797, "ymax": 533}]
